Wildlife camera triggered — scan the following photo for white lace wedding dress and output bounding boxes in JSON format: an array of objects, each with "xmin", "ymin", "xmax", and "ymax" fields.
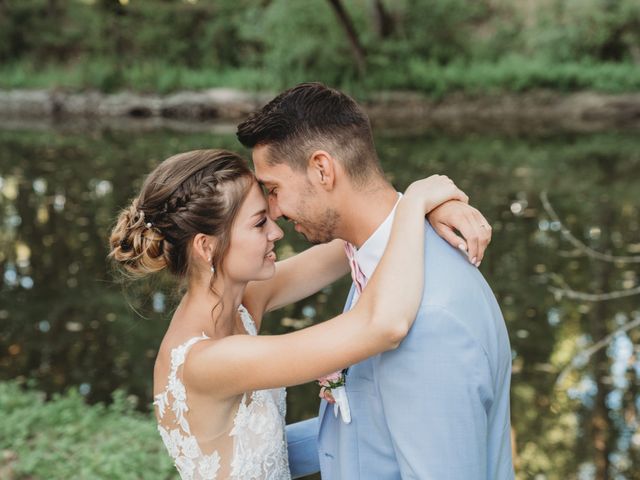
[{"xmin": 153, "ymin": 305, "xmax": 291, "ymax": 479}]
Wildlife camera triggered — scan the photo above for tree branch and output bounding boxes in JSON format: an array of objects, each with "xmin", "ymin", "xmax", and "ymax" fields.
[
  {"xmin": 548, "ymin": 272, "xmax": 640, "ymax": 302},
  {"xmin": 327, "ymin": 0, "xmax": 367, "ymax": 76},
  {"xmin": 540, "ymin": 191, "xmax": 640, "ymax": 264},
  {"xmin": 555, "ymin": 315, "xmax": 640, "ymax": 388}
]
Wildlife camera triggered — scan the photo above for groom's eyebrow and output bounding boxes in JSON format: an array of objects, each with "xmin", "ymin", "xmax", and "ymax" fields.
[
  {"xmin": 257, "ymin": 181, "xmax": 270, "ymax": 195},
  {"xmin": 258, "ymin": 179, "xmax": 275, "ymax": 188}
]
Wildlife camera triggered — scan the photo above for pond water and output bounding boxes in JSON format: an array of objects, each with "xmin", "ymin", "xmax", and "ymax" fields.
[{"xmin": 1, "ymin": 126, "xmax": 639, "ymax": 479}]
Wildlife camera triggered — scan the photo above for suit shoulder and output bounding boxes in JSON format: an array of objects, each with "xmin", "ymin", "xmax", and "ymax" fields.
[{"xmin": 422, "ymin": 224, "xmax": 493, "ymax": 306}]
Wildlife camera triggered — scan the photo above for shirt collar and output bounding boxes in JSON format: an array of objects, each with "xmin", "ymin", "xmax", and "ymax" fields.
[{"xmin": 354, "ymin": 193, "xmax": 402, "ymax": 280}]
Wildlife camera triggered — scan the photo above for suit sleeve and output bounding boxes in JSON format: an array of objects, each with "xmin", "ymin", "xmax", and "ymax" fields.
[
  {"xmin": 286, "ymin": 417, "xmax": 320, "ymax": 478},
  {"xmin": 375, "ymin": 305, "xmax": 494, "ymax": 480}
]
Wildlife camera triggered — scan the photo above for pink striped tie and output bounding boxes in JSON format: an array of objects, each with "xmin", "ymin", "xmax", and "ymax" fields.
[
  {"xmin": 344, "ymin": 241, "xmax": 366, "ymax": 295},
  {"xmin": 317, "ymin": 241, "xmax": 367, "ymax": 405}
]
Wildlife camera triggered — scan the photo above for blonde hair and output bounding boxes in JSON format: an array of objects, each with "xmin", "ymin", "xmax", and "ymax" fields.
[{"xmin": 108, "ymin": 149, "xmax": 254, "ymax": 282}]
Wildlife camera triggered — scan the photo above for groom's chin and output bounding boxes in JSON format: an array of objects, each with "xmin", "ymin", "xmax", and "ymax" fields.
[
  {"xmin": 301, "ymin": 232, "xmax": 332, "ymax": 245},
  {"xmin": 294, "ymin": 223, "xmax": 334, "ymax": 244},
  {"xmin": 299, "ymin": 231, "xmax": 316, "ymax": 244}
]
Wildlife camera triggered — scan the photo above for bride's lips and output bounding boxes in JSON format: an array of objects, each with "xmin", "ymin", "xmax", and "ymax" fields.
[{"xmin": 265, "ymin": 250, "xmax": 276, "ymax": 261}]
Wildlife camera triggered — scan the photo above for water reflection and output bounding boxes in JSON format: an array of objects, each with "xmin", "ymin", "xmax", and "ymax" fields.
[{"xmin": 0, "ymin": 128, "xmax": 639, "ymax": 479}]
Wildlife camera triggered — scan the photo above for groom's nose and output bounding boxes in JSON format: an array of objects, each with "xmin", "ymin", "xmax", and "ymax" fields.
[{"xmin": 268, "ymin": 197, "xmax": 283, "ymax": 220}]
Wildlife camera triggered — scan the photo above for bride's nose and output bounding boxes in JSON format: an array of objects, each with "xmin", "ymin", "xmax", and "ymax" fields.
[{"xmin": 267, "ymin": 221, "xmax": 284, "ymax": 242}]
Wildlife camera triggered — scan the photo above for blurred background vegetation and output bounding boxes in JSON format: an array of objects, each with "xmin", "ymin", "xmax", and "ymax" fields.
[
  {"xmin": 1, "ymin": 1, "xmax": 640, "ymax": 480},
  {"xmin": 0, "ymin": 0, "xmax": 639, "ymax": 95}
]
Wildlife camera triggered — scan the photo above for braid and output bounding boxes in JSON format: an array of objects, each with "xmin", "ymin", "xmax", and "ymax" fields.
[{"xmin": 109, "ymin": 149, "xmax": 254, "ymax": 279}]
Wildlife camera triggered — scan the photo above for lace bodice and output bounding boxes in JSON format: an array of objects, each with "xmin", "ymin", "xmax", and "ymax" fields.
[{"xmin": 153, "ymin": 305, "xmax": 290, "ymax": 480}]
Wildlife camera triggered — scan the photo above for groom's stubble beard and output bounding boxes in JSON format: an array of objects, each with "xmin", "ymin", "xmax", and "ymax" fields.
[
  {"xmin": 300, "ymin": 208, "xmax": 340, "ymax": 244},
  {"xmin": 295, "ymin": 193, "xmax": 340, "ymax": 245}
]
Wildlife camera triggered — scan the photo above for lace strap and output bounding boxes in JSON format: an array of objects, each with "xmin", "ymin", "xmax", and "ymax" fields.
[
  {"xmin": 170, "ymin": 333, "xmax": 210, "ymax": 371},
  {"xmin": 238, "ymin": 305, "xmax": 257, "ymax": 336},
  {"xmin": 154, "ymin": 333, "xmax": 209, "ymax": 431}
]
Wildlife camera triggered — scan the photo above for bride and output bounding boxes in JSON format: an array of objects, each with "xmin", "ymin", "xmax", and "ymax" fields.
[{"xmin": 108, "ymin": 149, "xmax": 471, "ymax": 479}]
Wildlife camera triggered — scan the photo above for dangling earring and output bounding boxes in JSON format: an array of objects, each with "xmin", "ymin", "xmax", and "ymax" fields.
[{"xmin": 209, "ymin": 257, "xmax": 215, "ymax": 274}]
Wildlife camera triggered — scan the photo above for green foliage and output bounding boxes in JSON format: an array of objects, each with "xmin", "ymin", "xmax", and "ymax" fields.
[
  {"xmin": 1, "ymin": 56, "xmax": 638, "ymax": 97},
  {"xmin": 530, "ymin": 0, "xmax": 640, "ymax": 62},
  {"xmin": 367, "ymin": 56, "xmax": 640, "ymax": 97},
  {"xmin": 0, "ymin": 0, "xmax": 639, "ymax": 95},
  {"xmin": 0, "ymin": 60, "xmax": 272, "ymax": 93},
  {"xmin": 374, "ymin": 0, "xmax": 490, "ymax": 63},
  {"xmin": 0, "ymin": 381, "xmax": 176, "ymax": 479},
  {"xmin": 237, "ymin": 0, "xmax": 370, "ymax": 87}
]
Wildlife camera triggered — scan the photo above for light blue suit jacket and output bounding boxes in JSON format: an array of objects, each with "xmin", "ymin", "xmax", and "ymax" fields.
[{"xmin": 287, "ymin": 224, "xmax": 514, "ymax": 479}]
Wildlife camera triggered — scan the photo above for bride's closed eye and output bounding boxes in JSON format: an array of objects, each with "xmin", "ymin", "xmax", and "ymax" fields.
[{"xmin": 255, "ymin": 217, "xmax": 268, "ymax": 228}]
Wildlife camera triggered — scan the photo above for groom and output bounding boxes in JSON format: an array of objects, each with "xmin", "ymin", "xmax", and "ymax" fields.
[{"xmin": 237, "ymin": 83, "xmax": 514, "ymax": 479}]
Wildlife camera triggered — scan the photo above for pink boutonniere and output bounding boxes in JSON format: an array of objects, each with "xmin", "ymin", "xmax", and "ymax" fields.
[
  {"xmin": 317, "ymin": 371, "xmax": 345, "ymax": 404},
  {"xmin": 317, "ymin": 371, "xmax": 351, "ymax": 423}
]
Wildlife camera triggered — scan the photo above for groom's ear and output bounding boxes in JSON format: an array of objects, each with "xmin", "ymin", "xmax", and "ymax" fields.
[{"xmin": 307, "ymin": 150, "xmax": 336, "ymax": 191}]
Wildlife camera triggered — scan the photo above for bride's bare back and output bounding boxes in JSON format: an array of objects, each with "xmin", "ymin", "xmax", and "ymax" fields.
[{"xmin": 152, "ymin": 305, "xmax": 290, "ymax": 480}]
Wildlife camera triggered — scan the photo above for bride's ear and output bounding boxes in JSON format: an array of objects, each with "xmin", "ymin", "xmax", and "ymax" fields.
[
  {"xmin": 308, "ymin": 150, "xmax": 336, "ymax": 191},
  {"xmin": 191, "ymin": 233, "xmax": 217, "ymax": 266}
]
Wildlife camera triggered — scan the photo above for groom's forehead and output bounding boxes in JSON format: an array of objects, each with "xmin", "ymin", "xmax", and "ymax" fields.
[
  {"xmin": 253, "ymin": 156, "xmax": 296, "ymax": 185},
  {"xmin": 251, "ymin": 146, "xmax": 274, "ymax": 178}
]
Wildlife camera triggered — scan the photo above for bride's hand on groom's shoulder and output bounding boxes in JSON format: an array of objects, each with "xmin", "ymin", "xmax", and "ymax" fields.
[
  {"xmin": 404, "ymin": 175, "xmax": 468, "ymax": 213},
  {"xmin": 404, "ymin": 175, "xmax": 491, "ymax": 267},
  {"xmin": 428, "ymin": 200, "xmax": 492, "ymax": 267}
]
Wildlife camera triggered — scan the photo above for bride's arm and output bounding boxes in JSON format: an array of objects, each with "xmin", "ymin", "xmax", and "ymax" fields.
[
  {"xmin": 187, "ymin": 176, "xmax": 466, "ymax": 397},
  {"xmin": 244, "ymin": 193, "xmax": 492, "ymax": 318}
]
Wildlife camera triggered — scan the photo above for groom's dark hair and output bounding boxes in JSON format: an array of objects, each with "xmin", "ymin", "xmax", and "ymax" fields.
[{"xmin": 236, "ymin": 82, "xmax": 384, "ymax": 186}]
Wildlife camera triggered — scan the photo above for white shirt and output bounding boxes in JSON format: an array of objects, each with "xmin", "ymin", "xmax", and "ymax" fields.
[{"xmin": 350, "ymin": 193, "xmax": 402, "ymax": 305}]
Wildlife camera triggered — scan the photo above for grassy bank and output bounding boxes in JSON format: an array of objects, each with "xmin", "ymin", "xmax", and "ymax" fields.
[
  {"xmin": 1, "ymin": 57, "xmax": 639, "ymax": 98},
  {"xmin": 0, "ymin": 381, "xmax": 175, "ymax": 480}
]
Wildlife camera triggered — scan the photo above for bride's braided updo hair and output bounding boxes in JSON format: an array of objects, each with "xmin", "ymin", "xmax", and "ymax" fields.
[{"xmin": 108, "ymin": 149, "xmax": 254, "ymax": 280}]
